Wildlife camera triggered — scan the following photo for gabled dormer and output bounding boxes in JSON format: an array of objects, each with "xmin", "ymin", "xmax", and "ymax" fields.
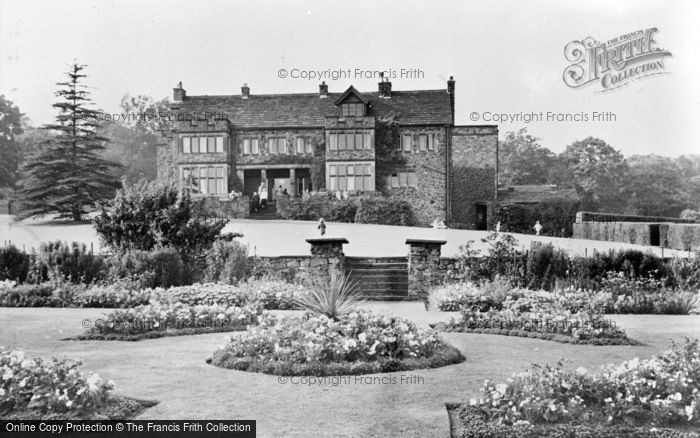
[{"xmin": 334, "ymin": 85, "xmax": 369, "ymax": 118}]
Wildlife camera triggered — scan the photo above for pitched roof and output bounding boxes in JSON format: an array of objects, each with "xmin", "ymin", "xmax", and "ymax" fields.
[
  {"xmin": 171, "ymin": 86, "xmax": 452, "ymax": 128},
  {"xmin": 498, "ymin": 185, "xmax": 579, "ymax": 204}
]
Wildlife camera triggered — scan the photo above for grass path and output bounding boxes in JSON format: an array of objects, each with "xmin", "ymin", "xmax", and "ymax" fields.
[
  {"xmin": 1, "ymin": 304, "xmax": 698, "ymax": 437},
  {"xmin": 0, "ymin": 214, "xmax": 691, "ymax": 258}
]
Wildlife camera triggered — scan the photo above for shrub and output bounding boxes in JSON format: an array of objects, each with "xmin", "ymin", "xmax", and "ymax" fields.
[
  {"xmin": 203, "ymin": 239, "xmax": 252, "ymax": 284},
  {"xmin": 28, "ymin": 241, "xmax": 105, "ymax": 285},
  {"xmin": 0, "ymin": 350, "xmax": 113, "ymax": 417},
  {"xmin": 327, "ymin": 200, "xmax": 358, "ymax": 223},
  {"xmin": 105, "ymin": 248, "xmax": 184, "ymax": 289},
  {"xmin": 526, "ymin": 244, "xmax": 569, "ymax": 290},
  {"xmin": 0, "ymin": 282, "xmax": 59, "ymax": 307},
  {"xmin": 481, "ymin": 232, "xmax": 522, "ymax": 280},
  {"xmin": 94, "ymin": 179, "xmax": 227, "ymax": 256},
  {"xmin": 0, "ymin": 245, "xmax": 30, "ymax": 283},
  {"xmin": 354, "ymin": 198, "xmax": 415, "ymax": 226},
  {"xmin": 211, "ymin": 310, "xmax": 464, "ymax": 376},
  {"xmin": 291, "ymin": 272, "xmax": 363, "ymax": 320},
  {"xmin": 276, "ymin": 194, "xmax": 331, "ymax": 221}
]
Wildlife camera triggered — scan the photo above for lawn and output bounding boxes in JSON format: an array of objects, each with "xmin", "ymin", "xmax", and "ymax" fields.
[
  {"xmin": 0, "ymin": 214, "xmax": 690, "ymax": 258},
  {"xmin": 1, "ymin": 303, "xmax": 698, "ymax": 437}
]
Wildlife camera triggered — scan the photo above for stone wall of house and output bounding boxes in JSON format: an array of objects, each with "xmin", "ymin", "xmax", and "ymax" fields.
[
  {"xmin": 156, "ymin": 141, "xmax": 178, "ymax": 182},
  {"xmin": 233, "ymin": 128, "xmax": 325, "ymax": 166},
  {"xmin": 449, "ymin": 125, "xmax": 498, "ymax": 229},
  {"xmin": 380, "ymin": 126, "xmax": 449, "ymax": 226}
]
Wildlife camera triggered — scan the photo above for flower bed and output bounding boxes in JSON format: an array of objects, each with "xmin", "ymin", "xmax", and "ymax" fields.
[
  {"xmin": 211, "ymin": 311, "xmax": 465, "ymax": 376},
  {"xmin": 0, "ymin": 350, "xmax": 114, "ymax": 418},
  {"xmin": 0, "ymin": 279, "xmax": 309, "ymax": 310},
  {"xmin": 450, "ymin": 339, "xmax": 700, "ymax": 437},
  {"xmin": 237, "ymin": 278, "xmax": 308, "ymax": 310},
  {"xmin": 71, "ymin": 301, "xmax": 264, "ymax": 341},
  {"xmin": 429, "ymin": 280, "xmax": 700, "ymax": 315},
  {"xmin": 437, "ymin": 292, "xmax": 633, "ymax": 345}
]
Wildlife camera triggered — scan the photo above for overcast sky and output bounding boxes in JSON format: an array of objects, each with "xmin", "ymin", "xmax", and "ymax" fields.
[{"xmin": 1, "ymin": 0, "xmax": 698, "ymax": 157}]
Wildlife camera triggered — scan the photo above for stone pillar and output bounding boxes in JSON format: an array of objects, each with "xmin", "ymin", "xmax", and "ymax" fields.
[
  {"xmin": 406, "ymin": 239, "xmax": 446, "ymax": 300},
  {"xmin": 236, "ymin": 169, "xmax": 245, "ymax": 189},
  {"xmin": 290, "ymin": 168, "xmax": 296, "ymax": 195},
  {"xmin": 306, "ymin": 238, "xmax": 348, "ymax": 281}
]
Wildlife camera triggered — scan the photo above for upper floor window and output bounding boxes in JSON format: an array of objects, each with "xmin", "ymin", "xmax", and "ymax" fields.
[
  {"xmin": 328, "ymin": 130, "xmax": 373, "ymax": 152},
  {"xmin": 182, "ymin": 135, "xmax": 225, "ymax": 154},
  {"xmin": 401, "ymin": 134, "xmax": 412, "ymax": 152},
  {"xmin": 418, "ymin": 133, "xmax": 436, "ymax": 151},
  {"xmin": 242, "ymin": 138, "xmax": 260, "ymax": 155},
  {"xmin": 341, "ymin": 103, "xmax": 365, "ymax": 118},
  {"xmin": 267, "ymin": 137, "xmax": 287, "ymax": 155}
]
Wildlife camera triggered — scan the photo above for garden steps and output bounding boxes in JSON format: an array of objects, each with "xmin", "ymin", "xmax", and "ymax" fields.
[
  {"xmin": 345, "ymin": 256, "xmax": 409, "ymax": 299},
  {"xmin": 247, "ymin": 203, "xmax": 278, "ymax": 220}
]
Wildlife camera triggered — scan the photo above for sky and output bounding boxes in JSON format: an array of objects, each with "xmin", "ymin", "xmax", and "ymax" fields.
[{"xmin": 1, "ymin": 0, "xmax": 698, "ymax": 157}]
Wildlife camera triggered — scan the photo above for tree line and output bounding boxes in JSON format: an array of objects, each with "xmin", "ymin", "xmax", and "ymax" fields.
[{"xmin": 498, "ymin": 128, "xmax": 700, "ymax": 219}]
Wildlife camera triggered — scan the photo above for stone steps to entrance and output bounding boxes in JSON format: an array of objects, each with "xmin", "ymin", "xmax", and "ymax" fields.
[
  {"xmin": 248, "ymin": 203, "xmax": 278, "ymax": 220},
  {"xmin": 346, "ymin": 257, "xmax": 409, "ymax": 299}
]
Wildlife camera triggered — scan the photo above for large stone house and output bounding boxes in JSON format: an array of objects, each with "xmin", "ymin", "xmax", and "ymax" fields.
[{"xmin": 157, "ymin": 77, "xmax": 498, "ymax": 228}]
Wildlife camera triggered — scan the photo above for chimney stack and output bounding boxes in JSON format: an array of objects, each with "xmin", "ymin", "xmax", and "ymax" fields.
[
  {"xmin": 173, "ymin": 81, "xmax": 186, "ymax": 101},
  {"xmin": 319, "ymin": 81, "xmax": 328, "ymax": 98},
  {"xmin": 447, "ymin": 76, "xmax": 455, "ymax": 124},
  {"xmin": 378, "ymin": 73, "xmax": 392, "ymax": 98},
  {"xmin": 241, "ymin": 83, "xmax": 250, "ymax": 99}
]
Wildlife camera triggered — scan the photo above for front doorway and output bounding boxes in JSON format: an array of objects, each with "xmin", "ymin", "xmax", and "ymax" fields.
[{"xmin": 475, "ymin": 204, "xmax": 488, "ymax": 230}]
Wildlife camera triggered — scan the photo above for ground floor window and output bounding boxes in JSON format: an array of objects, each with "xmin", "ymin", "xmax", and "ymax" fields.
[
  {"xmin": 390, "ymin": 170, "xmax": 418, "ymax": 188},
  {"xmin": 327, "ymin": 161, "xmax": 374, "ymax": 192},
  {"xmin": 180, "ymin": 164, "xmax": 227, "ymax": 195}
]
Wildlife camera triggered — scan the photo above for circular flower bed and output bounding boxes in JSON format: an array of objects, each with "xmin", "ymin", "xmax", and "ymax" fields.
[{"xmin": 210, "ymin": 311, "xmax": 465, "ymax": 376}]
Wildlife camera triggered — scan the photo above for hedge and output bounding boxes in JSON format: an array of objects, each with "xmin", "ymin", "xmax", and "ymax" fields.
[
  {"xmin": 354, "ymin": 197, "xmax": 416, "ymax": 226},
  {"xmin": 576, "ymin": 211, "xmax": 697, "ymax": 224},
  {"xmin": 666, "ymin": 223, "xmax": 700, "ymax": 251},
  {"xmin": 489, "ymin": 199, "xmax": 579, "ymax": 237}
]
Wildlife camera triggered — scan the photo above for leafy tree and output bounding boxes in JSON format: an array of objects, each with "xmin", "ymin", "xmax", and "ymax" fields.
[
  {"xmin": 623, "ymin": 155, "xmax": 688, "ymax": 217},
  {"xmin": 17, "ymin": 63, "xmax": 122, "ymax": 220},
  {"xmin": 498, "ymin": 128, "xmax": 558, "ymax": 186},
  {"xmin": 97, "ymin": 94, "xmax": 169, "ymax": 184},
  {"xmin": 99, "ymin": 123, "xmax": 158, "ymax": 184},
  {"xmin": 559, "ymin": 137, "xmax": 627, "ymax": 212},
  {"xmin": 94, "ymin": 179, "xmax": 227, "ymax": 256},
  {"xmin": 0, "ymin": 96, "xmax": 24, "ymax": 188}
]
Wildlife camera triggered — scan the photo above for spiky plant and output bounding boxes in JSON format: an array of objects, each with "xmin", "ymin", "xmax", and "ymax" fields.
[{"xmin": 292, "ymin": 271, "xmax": 364, "ymax": 320}]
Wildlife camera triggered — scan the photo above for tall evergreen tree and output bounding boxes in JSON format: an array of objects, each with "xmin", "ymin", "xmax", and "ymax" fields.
[{"xmin": 18, "ymin": 63, "xmax": 122, "ymax": 220}]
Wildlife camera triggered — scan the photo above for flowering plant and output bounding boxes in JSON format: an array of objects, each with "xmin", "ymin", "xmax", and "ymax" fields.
[
  {"xmin": 86, "ymin": 300, "xmax": 263, "ymax": 337},
  {"xmin": 0, "ymin": 350, "xmax": 113, "ymax": 417},
  {"xmin": 470, "ymin": 339, "xmax": 700, "ymax": 428},
  {"xmin": 211, "ymin": 310, "xmax": 463, "ymax": 375}
]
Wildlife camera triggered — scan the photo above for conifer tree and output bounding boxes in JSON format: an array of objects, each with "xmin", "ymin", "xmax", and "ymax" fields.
[{"xmin": 18, "ymin": 63, "xmax": 122, "ymax": 220}]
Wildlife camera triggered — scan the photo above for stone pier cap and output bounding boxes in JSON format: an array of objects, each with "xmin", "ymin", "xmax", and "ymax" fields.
[{"xmin": 405, "ymin": 239, "xmax": 447, "ymax": 246}]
